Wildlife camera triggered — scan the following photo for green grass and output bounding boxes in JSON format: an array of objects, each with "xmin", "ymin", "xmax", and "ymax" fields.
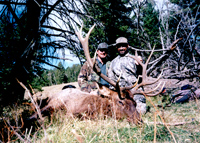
[{"xmin": 1, "ymin": 99, "xmax": 200, "ymax": 142}]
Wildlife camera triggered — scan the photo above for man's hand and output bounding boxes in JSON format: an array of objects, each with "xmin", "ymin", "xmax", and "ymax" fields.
[{"xmin": 135, "ymin": 56, "xmax": 143, "ymax": 65}]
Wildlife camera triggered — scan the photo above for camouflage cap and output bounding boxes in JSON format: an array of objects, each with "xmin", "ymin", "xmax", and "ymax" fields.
[
  {"xmin": 116, "ymin": 37, "xmax": 128, "ymax": 45},
  {"xmin": 97, "ymin": 42, "xmax": 108, "ymax": 50}
]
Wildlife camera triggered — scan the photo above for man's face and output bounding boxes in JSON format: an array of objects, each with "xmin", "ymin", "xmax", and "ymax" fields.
[
  {"xmin": 97, "ymin": 48, "xmax": 108, "ymax": 59},
  {"xmin": 116, "ymin": 43, "xmax": 128, "ymax": 56}
]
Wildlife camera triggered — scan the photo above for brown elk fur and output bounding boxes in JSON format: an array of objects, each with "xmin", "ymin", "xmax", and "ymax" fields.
[{"xmin": 29, "ymin": 84, "xmax": 142, "ymax": 125}]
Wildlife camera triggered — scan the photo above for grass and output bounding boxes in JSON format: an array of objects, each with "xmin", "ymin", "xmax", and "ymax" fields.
[
  {"xmin": 1, "ymin": 97, "xmax": 200, "ymax": 143},
  {"xmin": 32, "ymin": 101, "xmax": 200, "ymax": 142},
  {"xmin": 32, "ymin": 111, "xmax": 200, "ymax": 143}
]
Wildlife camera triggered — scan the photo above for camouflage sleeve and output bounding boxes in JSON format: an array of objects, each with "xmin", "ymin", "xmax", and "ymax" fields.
[
  {"xmin": 106, "ymin": 61, "xmax": 111, "ymax": 75},
  {"xmin": 108, "ymin": 60, "xmax": 117, "ymax": 82},
  {"xmin": 107, "ymin": 61, "xmax": 116, "ymax": 89},
  {"xmin": 78, "ymin": 61, "xmax": 97, "ymax": 93}
]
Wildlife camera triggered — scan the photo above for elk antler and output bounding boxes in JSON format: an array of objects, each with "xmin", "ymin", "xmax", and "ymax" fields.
[
  {"xmin": 75, "ymin": 24, "xmax": 116, "ymax": 87},
  {"xmin": 126, "ymin": 45, "xmax": 165, "ymax": 96}
]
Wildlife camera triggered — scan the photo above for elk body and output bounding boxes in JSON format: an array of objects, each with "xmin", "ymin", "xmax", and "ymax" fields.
[
  {"xmin": 29, "ymin": 24, "xmax": 166, "ymax": 125},
  {"xmin": 29, "ymin": 84, "xmax": 141, "ymax": 124}
]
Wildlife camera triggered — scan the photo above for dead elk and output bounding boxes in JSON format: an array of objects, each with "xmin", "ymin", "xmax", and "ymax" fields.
[{"xmin": 29, "ymin": 84, "xmax": 141, "ymax": 125}]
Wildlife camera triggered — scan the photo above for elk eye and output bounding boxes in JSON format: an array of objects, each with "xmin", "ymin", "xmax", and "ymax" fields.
[{"xmin": 118, "ymin": 101, "xmax": 124, "ymax": 106}]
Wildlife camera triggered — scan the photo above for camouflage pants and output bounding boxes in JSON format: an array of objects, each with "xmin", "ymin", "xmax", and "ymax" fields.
[{"xmin": 133, "ymin": 94, "xmax": 146, "ymax": 115}]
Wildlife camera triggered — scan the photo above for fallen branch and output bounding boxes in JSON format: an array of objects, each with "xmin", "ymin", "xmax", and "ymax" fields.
[
  {"xmin": 16, "ymin": 78, "xmax": 48, "ymax": 142},
  {"xmin": 147, "ymin": 120, "xmax": 195, "ymax": 126},
  {"xmin": 5, "ymin": 119, "xmax": 31, "ymax": 143},
  {"xmin": 16, "ymin": 78, "xmax": 43, "ymax": 121},
  {"xmin": 147, "ymin": 38, "xmax": 183, "ymax": 75}
]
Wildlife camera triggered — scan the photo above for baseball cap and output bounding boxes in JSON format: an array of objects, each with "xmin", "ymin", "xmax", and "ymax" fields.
[
  {"xmin": 97, "ymin": 42, "xmax": 108, "ymax": 50},
  {"xmin": 116, "ymin": 37, "xmax": 128, "ymax": 45}
]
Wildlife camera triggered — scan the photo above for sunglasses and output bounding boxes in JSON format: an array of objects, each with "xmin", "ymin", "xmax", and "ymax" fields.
[
  {"xmin": 99, "ymin": 48, "xmax": 108, "ymax": 52},
  {"xmin": 116, "ymin": 43, "xmax": 128, "ymax": 48}
]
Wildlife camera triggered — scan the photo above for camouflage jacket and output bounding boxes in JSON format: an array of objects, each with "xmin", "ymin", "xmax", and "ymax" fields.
[
  {"xmin": 78, "ymin": 58, "xmax": 110, "ymax": 93},
  {"xmin": 108, "ymin": 53, "xmax": 138, "ymax": 88}
]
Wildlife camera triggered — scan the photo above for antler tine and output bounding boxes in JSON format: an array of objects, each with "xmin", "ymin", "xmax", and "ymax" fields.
[
  {"xmin": 86, "ymin": 24, "xmax": 96, "ymax": 39},
  {"xmin": 128, "ymin": 55, "xmax": 143, "ymax": 67},
  {"xmin": 135, "ymin": 50, "xmax": 138, "ymax": 57},
  {"xmin": 137, "ymin": 70, "xmax": 163, "ymax": 88},
  {"xmin": 127, "ymin": 54, "xmax": 163, "ymax": 89},
  {"xmin": 120, "ymin": 76, "xmax": 140, "ymax": 91},
  {"xmin": 145, "ymin": 45, "xmax": 155, "ymax": 67},
  {"xmin": 131, "ymin": 76, "xmax": 139, "ymax": 88},
  {"xmin": 117, "ymin": 70, "xmax": 122, "ymax": 83},
  {"xmin": 143, "ymin": 82, "xmax": 166, "ymax": 97},
  {"xmin": 128, "ymin": 45, "xmax": 156, "ymax": 72},
  {"xmin": 92, "ymin": 50, "xmax": 97, "ymax": 67},
  {"xmin": 75, "ymin": 24, "xmax": 96, "ymax": 69},
  {"xmin": 75, "ymin": 24, "xmax": 116, "ymax": 87},
  {"xmin": 144, "ymin": 82, "xmax": 163, "ymax": 94},
  {"xmin": 141, "ymin": 45, "xmax": 155, "ymax": 82},
  {"xmin": 76, "ymin": 24, "xmax": 92, "ymax": 69},
  {"xmin": 127, "ymin": 44, "xmax": 164, "ymax": 97},
  {"xmin": 131, "ymin": 81, "xmax": 165, "ymax": 97}
]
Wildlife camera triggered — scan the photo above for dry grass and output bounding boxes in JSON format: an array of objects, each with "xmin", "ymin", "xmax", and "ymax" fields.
[
  {"xmin": 1, "ymin": 100, "xmax": 200, "ymax": 142},
  {"xmin": 2, "ymin": 80, "xmax": 200, "ymax": 142},
  {"xmin": 20, "ymin": 99, "xmax": 199, "ymax": 143}
]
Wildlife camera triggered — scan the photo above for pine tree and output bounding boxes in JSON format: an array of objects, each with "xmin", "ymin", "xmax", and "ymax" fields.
[
  {"xmin": 65, "ymin": 64, "xmax": 81, "ymax": 82},
  {"xmin": 54, "ymin": 62, "xmax": 66, "ymax": 84},
  {"xmin": 82, "ymin": 0, "xmax": 133, "ymax": 60}
]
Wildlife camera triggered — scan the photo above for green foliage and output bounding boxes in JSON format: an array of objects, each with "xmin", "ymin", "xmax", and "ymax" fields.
[
  {"xmin": 143, "ymin": 125, "xmax": 171, "ymax": 141},
  {"xmin": 141, "ymin": 2, "xmax": 160, "ymax": 46},
  {"xmin": 31, "ymin": 63, "xmax": 81, "ymax": 89},
  {"xmin": 54, "ymin": 62, "xmax": 67, "ymax": 84},
  {"xmin": 81, "ymin": 0, "xmax": 163, "ymax": 61},
  {"xmin": 31, "ymin": 70, "xmax": 50, "ymax": 90},
  {"xmin": 129, "ymin": 0, "xmax": 161, "ymax": 51},
  {"xmin": 83, "ymin": 0, "xmax": 133, "ymax": 60},
  {"xmin": 65, "ymin": 64, "xmax": 81, "ymax": 82}
]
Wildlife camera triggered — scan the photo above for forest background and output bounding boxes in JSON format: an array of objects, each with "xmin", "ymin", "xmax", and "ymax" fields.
[{"xmin": 0, "ymin": 0, "xmax": 200, "ymax": 109}]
